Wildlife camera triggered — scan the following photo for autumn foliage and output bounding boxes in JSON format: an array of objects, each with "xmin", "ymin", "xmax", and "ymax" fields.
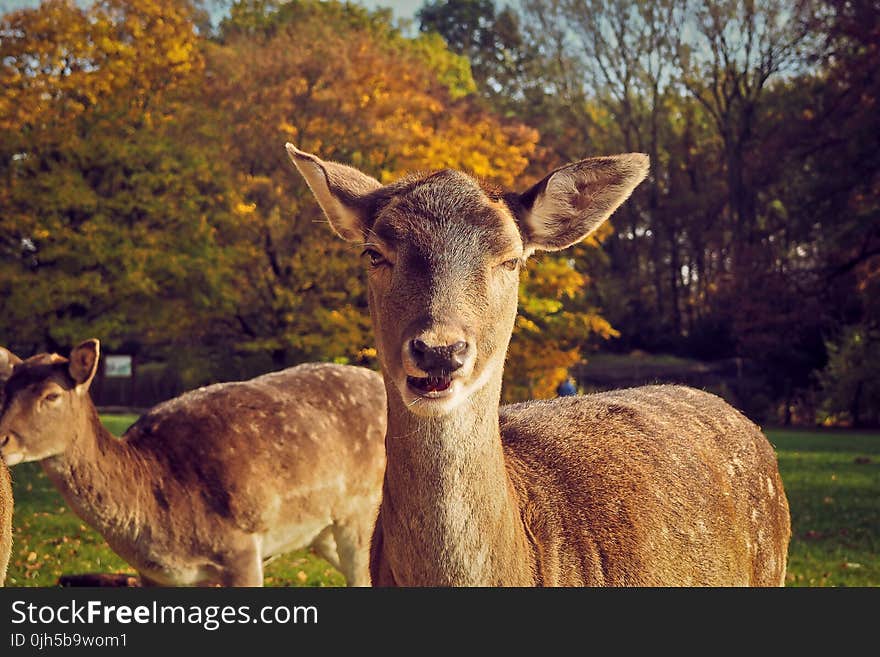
[{"xmin": 0, "ymin": 0, "xmax": 612, "ymax": 399}]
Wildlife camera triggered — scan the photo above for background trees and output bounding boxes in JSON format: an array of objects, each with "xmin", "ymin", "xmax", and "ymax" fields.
[
  {"xmin": 418, "ymin": 0, "xmax": 878, "ymax": 422},
  {"xmin": 0, "ymin": 0, "xmax": 875, "ymax": 421},
  {"xmin": 0, "ymin": 0, "xmax": 242, "ymax": 360},
  {"xmin": 0, "ymin": 0, "xmax": 579, "ymax": 398},
  {"xmin": 202, "ymin": 0, "xmax": 546, "ymax": 382}
]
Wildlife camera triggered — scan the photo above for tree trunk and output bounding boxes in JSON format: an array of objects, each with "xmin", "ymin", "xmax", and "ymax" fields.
[
  {"xmin": 668, "ymin": 223, "xmax": 682, "ymax": 337},
  {"xmin": 271, "ymin": 348, "xmax": 287, "ymax": 370},
  {"xmin": 851, "ymin": 380, "xmax": 864, "ymax": 428}
]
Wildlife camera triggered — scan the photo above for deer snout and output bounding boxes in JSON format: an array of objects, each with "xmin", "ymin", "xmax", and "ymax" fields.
[
  {"xmin": 0, "ymin": 429, "xmax": 24, "ymax": 465},
  {"xmin": 407, "ymin": 337, "xmax": 471, "ymax": 377}
]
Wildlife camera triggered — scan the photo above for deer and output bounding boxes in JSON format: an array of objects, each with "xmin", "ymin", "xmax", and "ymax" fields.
[
  {"xmin": 0, "ymin": 348, "xmax": 16, "ymax": 586},
  {"xmin": 285, "ymin": 142, "xmax": 791, "ymax": 586},
  {"xmin": 0, "ymin": 340, "xmax": 387, "ymax": 586}
]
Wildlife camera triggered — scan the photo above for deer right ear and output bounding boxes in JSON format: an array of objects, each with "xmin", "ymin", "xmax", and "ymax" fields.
[
  {"xmin": 69, "ymin": 339, "xmax": 100, "ymax": 390},
  {"xmin": 517, "ymin": 154, "xmax": 649, "ymax": 253},
  {"xmin": 284, "ymin": 143, "xmax": 381, "ymax": 242},
  {"xmin": 0, "ymin": 347, "xmax": 22, "ymax": 382}
]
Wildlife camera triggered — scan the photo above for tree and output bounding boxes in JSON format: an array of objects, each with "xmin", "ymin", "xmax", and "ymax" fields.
[
  {"xmin": 504, "ymin": 245, "xmax": 619, "ymax": 400},
  {"xmin": 677, "ymin": 0, "xmax": 816, "ymax": 265},
  {"xmin": 557, "ymin": 0, "xmax": 685, "ymax": 332},
  {"xmin": 0, "ymin": 0, "xmax": 241, "ymax": 356},
  {"xmin": 205, "ymin": 0, "xmax": 542, "ymax": 377},
  {"xmin": 436, "ymin": 0, "xmax": 866, "ymax": 420},
  {"xmin": 417, "ymin": 0, "xmax": 530, "ymax": 108},
  {"xmin": 806, "ymin": 0, "xmax": 880, "ymax": 426},
  {"xmin": 821, "ymin": 325, "xmax": 880, "ymax": 427}
]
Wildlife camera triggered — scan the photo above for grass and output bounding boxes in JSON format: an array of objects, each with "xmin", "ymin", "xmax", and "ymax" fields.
[
  {"xmin": 4, "ymin": 418, "xmax": 878, "ymax": 587},
  {"xmin": 770, "ymin": 429, "xmax": 879, "ymax": 587}
]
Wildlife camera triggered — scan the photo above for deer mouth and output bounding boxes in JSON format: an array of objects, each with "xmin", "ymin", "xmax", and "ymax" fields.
[{"xmin": 407, "ymin": 375, "xmax": 454, "ymax": 397}]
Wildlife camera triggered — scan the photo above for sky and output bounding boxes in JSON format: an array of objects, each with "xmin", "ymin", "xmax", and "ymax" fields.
[
  {"xmin": 0, "ymin": 0, "xmax": 425, "ymax": 22},
  {"xmin": 362, "ymin": 0, "xmax": 422, "ymax": 19}
]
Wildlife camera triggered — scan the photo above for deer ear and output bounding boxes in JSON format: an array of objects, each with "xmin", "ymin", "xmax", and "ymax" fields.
[
  {"xmin": 517, "ymin": 154, "xmax": 649, "ymax": 252},
  {"xmin": 69, "ymin": 339, "xmax": 100, "ymax": 389},
  {"xmin": 284, "ymin": 143, "xmax": 381, "ymax": 242},
  {"xmin": 0, "ymin": 347, "xmax": 22, "ymax": 382}
]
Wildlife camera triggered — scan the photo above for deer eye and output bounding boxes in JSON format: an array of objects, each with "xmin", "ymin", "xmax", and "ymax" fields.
[
  {"xmin": 44, "ymin": 392, "xmax": 61, "ymax": 403},
  {"xmin": 361, "ymin": 248, "xmax": 388, "ymax": 267},
  {"xmin": 500, "ymin": 258, "xmax": 520, "ymax": 271}
]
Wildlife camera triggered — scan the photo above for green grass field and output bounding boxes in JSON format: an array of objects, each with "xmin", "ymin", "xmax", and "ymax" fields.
[
  {"xmin": 4, "ymin": 418, "xmax": 878, "ymax": 587},
  {"xmin": 770, "ymin": 429, "xmax": 878, "ymax": 586}
]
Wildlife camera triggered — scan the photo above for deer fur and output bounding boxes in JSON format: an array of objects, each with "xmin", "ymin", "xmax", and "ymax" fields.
[
  {"xmin": 0, "ymin": 340, "xmax": 387, "ymax": 586},
  {"xmin": 0, "ymin": 347, "xmax": 20, "ymax": 586},
  {"xmin": 0, "ymin": 461, "xmax": 10, "ymax": 587},
  {"xmin": 286, "ymin": 143, "xmax": 791, "ymax": 586}
]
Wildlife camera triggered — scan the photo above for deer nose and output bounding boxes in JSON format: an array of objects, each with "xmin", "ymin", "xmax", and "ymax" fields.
[{"xmin": 409, "ymin": 338, "xmax": 470, "ymax": 375}]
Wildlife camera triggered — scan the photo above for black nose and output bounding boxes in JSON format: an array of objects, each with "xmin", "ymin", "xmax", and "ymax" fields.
[{"xmin": 410, "ymin": 339, "xmax": 469, "ymax": 375}]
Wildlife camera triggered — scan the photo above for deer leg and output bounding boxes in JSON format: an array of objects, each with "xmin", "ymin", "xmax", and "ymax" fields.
[
  {"xmin": 332, "ymin": 520, "xmax": 371, "ymax": 587},
  {"xmin": 310, "ymin": 525, "xmax": 343, "ymax": 572},
  {"xmin": 221, "ymin": 536, "xmax": 264, "ymax": 587}
]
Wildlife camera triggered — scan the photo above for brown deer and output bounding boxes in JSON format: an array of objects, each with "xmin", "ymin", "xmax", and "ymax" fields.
[
  {"xmin": 286, "ymin": 143, "xmax": 791, "ymax": 586},
  {"xmin": 0, "ymin": 347, "xmax": 17, "ymax": 586},
  {"xmin": 0, "ymin": 340, "xmax": 386, "ymax": 586}
]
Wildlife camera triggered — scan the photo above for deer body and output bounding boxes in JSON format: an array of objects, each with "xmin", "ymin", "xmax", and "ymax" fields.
[
  {"xmin": 0, "ymin": 461, "xmax": 10, "ymax": 586},
  {"xmin": 0, "ymin": 348, "xmax": 19, "ymax": 586},
  {"xmin": 507, "ymin": 388, "xmax": 789, "ymax": 586},
  {"xmin": 373, "ymin": 386, "xmax": 788, "ymax": 586},
  {"xmin": 0, "ymin": 347, "xmax": 386, "ymax": 586},
  {"xmin": 286, "ymin": 143, "xmax": 791, "ymax": 586}
]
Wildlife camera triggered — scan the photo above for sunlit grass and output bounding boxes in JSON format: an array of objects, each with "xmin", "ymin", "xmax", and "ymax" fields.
[{"xmin": 769, "ymin": 429, "xmax": 879, "ymax": 587}]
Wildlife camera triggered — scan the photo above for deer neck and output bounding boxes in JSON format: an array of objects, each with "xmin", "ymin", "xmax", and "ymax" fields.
[
  {"xmin": 381, "ymin": 374, "xmax": 533, "ymax": 586},
  {"xmin": 40, "ymin": 403, "xmax": 153, "ymax": 549}
]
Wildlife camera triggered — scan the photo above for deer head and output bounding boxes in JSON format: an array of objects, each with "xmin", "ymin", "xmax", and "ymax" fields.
[
  {"xmin": 286, "ymin": 144, "xmax": 648, "ymax": 417},
  {"xmin": 0, "ymin": 340, "xmax": 100, "ymax": 465}
]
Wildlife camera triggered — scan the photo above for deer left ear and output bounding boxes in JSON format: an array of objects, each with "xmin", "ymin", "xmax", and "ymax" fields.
[
  {"xmin": 0, "ymin": 347, "xmax": 22, "ymax": 383},
  {"xmin": 517, "ymin": 154, "xmax": 649, "ymax": 252},
  {"xmin": 69, "ymin": 339, "xmax": 100, "ymax": 390},
  {"xmin": 284, "ymin": 143, "xmax": 382, "ymax": 242}
]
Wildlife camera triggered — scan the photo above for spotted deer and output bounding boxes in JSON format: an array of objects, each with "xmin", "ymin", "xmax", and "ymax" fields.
[
  {"xmin": 0, "ymin": 340, "xmax": 386, "ymax": 586},
  {"xmin": 286, "ymin": 143, "xmax": 791, "ymax": 586},
  {"xmin": 0, "ymin": 348, "xmax": 17, "ymax": 586}
]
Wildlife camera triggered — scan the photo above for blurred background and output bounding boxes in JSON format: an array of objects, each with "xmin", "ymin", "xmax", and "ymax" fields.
[{"xmin": 0, "ymin": 0, "xmax": 877, "ymax": 427}]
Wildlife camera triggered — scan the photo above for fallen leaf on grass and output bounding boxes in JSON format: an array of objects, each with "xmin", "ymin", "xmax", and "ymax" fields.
[{"xmin": 296, "ymin": 570, "xmax": 308, "ymax": 583}]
